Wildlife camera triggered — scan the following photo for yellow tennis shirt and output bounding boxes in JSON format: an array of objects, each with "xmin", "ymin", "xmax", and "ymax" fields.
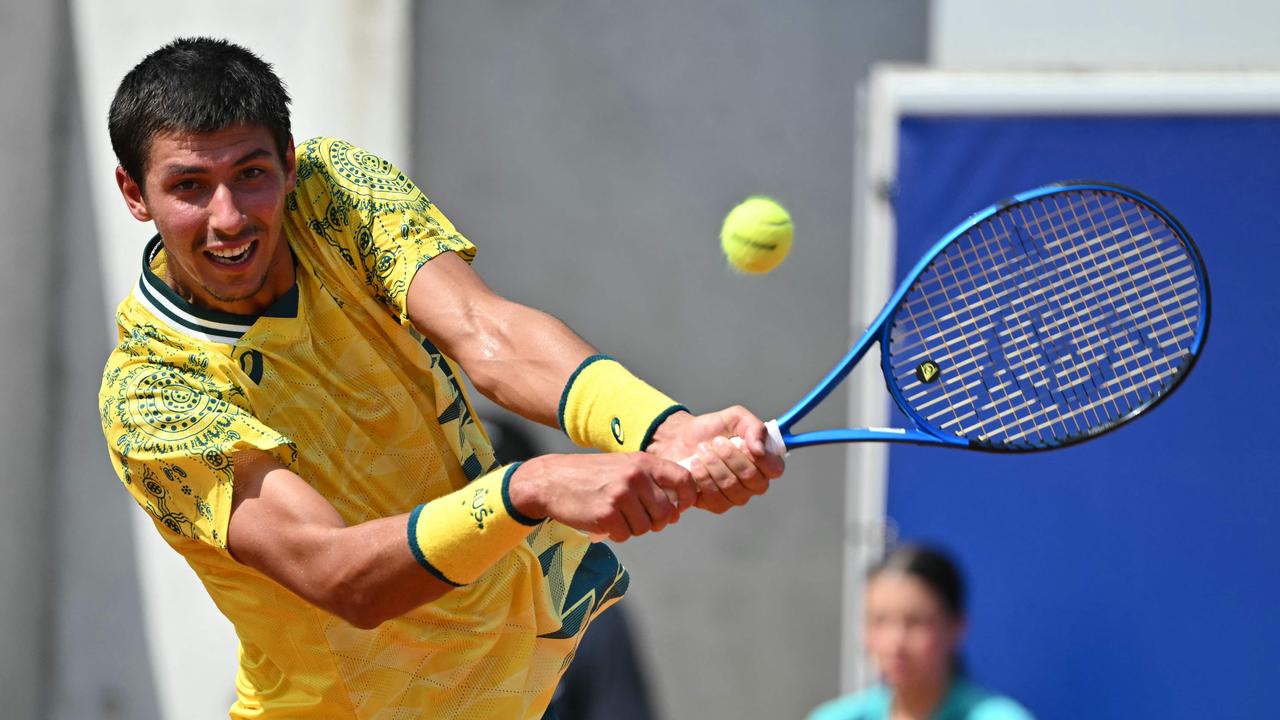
[{"xmin": 99, "ymin": 138, "xmax": 627, "ymax": 719}]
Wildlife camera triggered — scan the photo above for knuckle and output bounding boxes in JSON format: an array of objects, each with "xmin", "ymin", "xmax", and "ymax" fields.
[
  {"xmin": 628, "ymin": 473, "xmax": 654, "ymax": 493},
  {"xmin": 696, "ymin": 496, "xmax": 730, "ymax": 514}
]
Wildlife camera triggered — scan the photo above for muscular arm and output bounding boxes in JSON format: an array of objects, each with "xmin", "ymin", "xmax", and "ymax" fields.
[
  {"xmin": 406, "ymin": 252, "xmax": 593, "ymax": 427},
  {"xmin": 407, "ymin": 252, "xmax": 784, "ymax": 511},
  {"xmin": 227, "ymin": 449, "xmax": 451, "ymax": 629},
  {"xmin": 226, "ymin": 448, "xmax": 692, "ymax": 629}
]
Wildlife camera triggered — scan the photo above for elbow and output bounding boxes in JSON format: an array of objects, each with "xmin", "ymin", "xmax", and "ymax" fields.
[
  {"xmin": 341, "ymin": 607, "xmax": 388, "ymax": 631},
  {"xmin": 320, "ymin": 588, "xmax": 373, "ymax": 629},
  {"xmin": 320, "ymin": 571, "xmax": 454, "ymax": 630},
  {"xmin": 315, "ymin": 571, "xmax": 392, "ymax": 630},
  {"xmin": 325, "ymin": 579, "xmax": 396, "ymax": 630},
  {"xmin": 329, "ymin": 591, "xmax": 391, "ymax": 630}
]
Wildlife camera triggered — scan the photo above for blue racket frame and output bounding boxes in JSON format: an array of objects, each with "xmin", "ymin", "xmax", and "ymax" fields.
[{"xmin": 773, "ymin": 182, "xmax": 1211, "ymax": 452}]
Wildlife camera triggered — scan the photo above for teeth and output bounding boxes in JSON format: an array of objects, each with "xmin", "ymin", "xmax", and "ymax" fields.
[{"xmin": 207, "ymin": 241, "xmax": 254, "ymax": 263}]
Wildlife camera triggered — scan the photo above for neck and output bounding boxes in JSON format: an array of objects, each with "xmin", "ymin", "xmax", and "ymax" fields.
[{"xmin": 891, "ymin": 674, "xmax": 951, "ymax": 720}]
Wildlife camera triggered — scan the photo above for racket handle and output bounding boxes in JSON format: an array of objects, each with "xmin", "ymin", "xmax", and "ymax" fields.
[{"xmin": 588, "ymin": 420, "xmax": 786, "ymax": 542}]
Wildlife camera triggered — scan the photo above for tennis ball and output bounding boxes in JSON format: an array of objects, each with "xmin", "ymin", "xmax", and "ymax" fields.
[{"xmin": 720, "ymin": 196, "xmax": 793, "ymax": 274}]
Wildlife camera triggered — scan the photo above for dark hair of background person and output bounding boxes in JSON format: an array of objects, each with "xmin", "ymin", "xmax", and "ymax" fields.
[
  {"xmin": 870, "ymin": 543, "xmax": 967, "ymax": 677},
  {"xmin": 870, "ymin": 544, "xmax": 966, "ymax": 619},
  {"xmin": 108, "ymin": 36, "xmax": 292, "ymax": 185}
]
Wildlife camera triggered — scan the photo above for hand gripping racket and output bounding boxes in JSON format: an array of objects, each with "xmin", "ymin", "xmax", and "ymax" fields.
[{"xmin": 761, "ymin": 181, "xmax": 1209, "ymax": 454}]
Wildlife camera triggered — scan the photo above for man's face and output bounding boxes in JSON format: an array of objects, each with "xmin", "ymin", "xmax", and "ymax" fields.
[{"xmin": 116, "ymin": 123, "xmax": 296, "ymax": 315}]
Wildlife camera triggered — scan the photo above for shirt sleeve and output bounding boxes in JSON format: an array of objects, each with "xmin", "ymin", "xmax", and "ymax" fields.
[
  {"xmin": 288, "ymin": 137, "xmax": 477, "ymax": 325},
  {"xmin": 969, "ymin": 697, "xmax": 1036, "ymax": 720},
  {"xmin": 100, "ymin": 355, "xmax": 297, "ymax": 550},
  {"xmin": 805, "ymin": 689, "xmax": 884, "ymax": 720}
]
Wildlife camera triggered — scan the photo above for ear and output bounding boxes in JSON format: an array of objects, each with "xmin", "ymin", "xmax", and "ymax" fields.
[
  {"xmin": 283, "ymin": 137, "xmax": 297, "ymax": 188},
  {"xmin": 115, "ymin": 165, "xmax": 152, "ymax": 222}
]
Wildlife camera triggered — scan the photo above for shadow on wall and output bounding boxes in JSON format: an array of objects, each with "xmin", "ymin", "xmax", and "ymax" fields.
[{"xmin": 44, "ymin": 2, "xmax": 163, "ymax": 714}]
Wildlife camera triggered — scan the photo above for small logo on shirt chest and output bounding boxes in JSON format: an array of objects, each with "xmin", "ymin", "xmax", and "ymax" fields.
[{"xmin": 238, "ymin": 349, "xmax": 265, "ymax": 384}]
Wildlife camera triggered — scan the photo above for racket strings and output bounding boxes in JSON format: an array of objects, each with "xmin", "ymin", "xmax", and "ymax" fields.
[{"xmin": 886, "ymin": 190, "xmax": 1203, "ymax": 449}]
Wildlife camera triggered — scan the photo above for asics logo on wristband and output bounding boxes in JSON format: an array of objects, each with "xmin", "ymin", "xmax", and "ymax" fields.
[{"xmin": 610, "ymin": 417, "xmax": 625, "ymax": 445}]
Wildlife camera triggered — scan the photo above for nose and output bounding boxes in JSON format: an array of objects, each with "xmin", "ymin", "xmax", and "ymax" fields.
[
  {"xmin": 882, "ymin": 622, "xmax": 908, "ymax": 652},
  {"xmin": 207, "ymin": 183, "xmax": 247, "ymax": 236}
]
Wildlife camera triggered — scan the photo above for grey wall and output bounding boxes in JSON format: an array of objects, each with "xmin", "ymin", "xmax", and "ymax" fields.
[
  {"xmin": 412, "ymin": 3, "xmax": 928, "ymax": 717},
  {"xmin": 932, "ymin": 0, "xmax": 1280, "ymax": 69},
  {"xmin": 46, "ymin": 47, "xmax": 162, "ymax": 720},
  {"xmin": 0, "ymin": 0, "xmax": 61, "ymax": 714},
  {"xmin": 0, "ymin": 2, "xmax": 161, "ymax": 719}
]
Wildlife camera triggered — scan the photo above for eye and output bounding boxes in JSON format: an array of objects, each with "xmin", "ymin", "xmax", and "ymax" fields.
[
  {"xmin": 241, "ymin": 167, "xmax": 266, "ymax": 180},
  {"xmin": 172, "ymin": 179, "xmax": 200, "ymax": 192}
]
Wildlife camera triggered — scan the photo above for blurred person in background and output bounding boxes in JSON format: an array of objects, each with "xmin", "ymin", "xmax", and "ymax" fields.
[{"xmin": 807, "ymin": 544, "xmax": 1033, "ymax": 720}]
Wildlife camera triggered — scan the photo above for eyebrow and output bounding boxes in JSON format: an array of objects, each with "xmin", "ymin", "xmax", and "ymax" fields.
[{"xmin": 161, "ymin": 148, "xmax": 275, "ymax": 177}]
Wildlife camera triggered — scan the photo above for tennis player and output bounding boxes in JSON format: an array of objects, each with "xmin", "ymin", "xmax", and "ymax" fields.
[{"xmin": 99, "ymin": 37, "xmax": 783, "ymax": 719}]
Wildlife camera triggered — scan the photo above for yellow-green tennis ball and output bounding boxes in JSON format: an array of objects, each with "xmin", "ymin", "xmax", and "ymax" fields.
[{"xmin": 720, "ymin": 196, "xmax": 793, "ymax": 274}]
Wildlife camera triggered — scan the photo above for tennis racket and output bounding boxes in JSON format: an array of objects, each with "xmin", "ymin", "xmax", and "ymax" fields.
[
  {"xmin": 596, "ymin": 182, "xmax": 1208, "ymax": 541},
  {"xmin": 758, "ymin": 181, "xmax": 1209, "ymax": 454}
]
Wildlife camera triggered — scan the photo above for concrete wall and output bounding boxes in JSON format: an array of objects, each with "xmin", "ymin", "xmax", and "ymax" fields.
[
  {"xmin": 412, "ymin": 3, "xmax": 928, "ymax": 717},
  {"xmin": 0, "ymin": 1, "xmax": 63, "ymax": 717},
  {"xmin": 932, "ymin": 0, "xmax": 1280, "ymax": 69}
]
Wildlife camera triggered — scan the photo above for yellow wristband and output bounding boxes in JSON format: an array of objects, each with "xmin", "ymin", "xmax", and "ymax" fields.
[
  {"xmin": 558, "ymin": 354, "xmax": 687, "ymax": 453},
  {"xmin": 406, "ymin": 463, "xmax": 541, "ymax": 586}
]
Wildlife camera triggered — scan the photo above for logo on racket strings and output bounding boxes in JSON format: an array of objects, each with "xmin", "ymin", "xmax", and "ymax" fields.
[{"xmin": 915, "ymin": 360, "xmax": 941, "ymax": 384}]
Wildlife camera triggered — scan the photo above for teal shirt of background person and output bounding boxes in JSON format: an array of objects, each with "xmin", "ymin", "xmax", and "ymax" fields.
[{"xmin": 806, "ymin": 679, "xmax": 1034, "ymax": 720}]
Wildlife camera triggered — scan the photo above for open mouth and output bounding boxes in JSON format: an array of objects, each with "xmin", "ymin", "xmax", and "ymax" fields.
[{"xmin": 205, "ymin": 239, "xmax": 257, "ymax": 267}]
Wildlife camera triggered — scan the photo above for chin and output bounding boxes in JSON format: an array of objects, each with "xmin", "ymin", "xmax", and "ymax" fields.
[
  {"xmin": 880, "ymin": 664, "xmax": 919, "ymax": 688},
  {"xmin": 207, "ymin": 274, "xmax": 271, "ymax": 305}
]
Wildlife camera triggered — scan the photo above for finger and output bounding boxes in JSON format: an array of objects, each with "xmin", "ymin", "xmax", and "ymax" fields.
[
  {"xmin": 687, "ymin": 454, "xmax": 734, "ymax": 514},
  {"xmin": 730, "ymin": 411, "xmax": 770, "ymax": 457},
  {"xmin": 713, "ymin": 436, "xmax": 770, "ymax": 496},
  {"xmin": 754, "ymin": 450, "xmax": 786, "ymax": 480},
  {"xmin": 635, "ymin": 476, "xmax": 676, "ymax": 532},
  {"xmin": 603, "ymin": 518, "xmax": 629, "ymax": 543},
  {"xmin": 590, "ymin": 509, "xmax": 630, "ymax": 543},
  {"xmin": 726, "ymin": 414, "xmax": 786, "ymax": 479},
  {"xmin": 616, "ymin": 492, "xmax": 653, "ymax": 538},
  {"xmin": 699, "ymin": 440, "xmax": 753, "ymax": 507},
  {"xmin": 649, "ymin": 459, "xmax": 697, "ymax": 511}
]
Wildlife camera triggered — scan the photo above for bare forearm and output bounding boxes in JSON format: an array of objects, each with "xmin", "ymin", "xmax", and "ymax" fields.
[
  {"xmin": 312, "ymin": 515, "xmax": 454, "ymax": 628},
  {"xmin": 450, "ymin": 298, "xmax": 595, "ymax": 426},
  {"xmin": 229, "ymin": 454, "xmax": 455, "ymax": 629},
  {"xmin": 407, "ymin": 254, "xmax": 598, "ymax": 428},
  {"xmin": 232, "ymin": 504, "xmax": 452, "ymax": 628}
]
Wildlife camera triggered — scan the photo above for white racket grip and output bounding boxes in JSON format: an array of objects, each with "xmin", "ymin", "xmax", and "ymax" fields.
[{"xmin": 588, "ymin": 419, "xmax": 786, "ymax": 542}]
